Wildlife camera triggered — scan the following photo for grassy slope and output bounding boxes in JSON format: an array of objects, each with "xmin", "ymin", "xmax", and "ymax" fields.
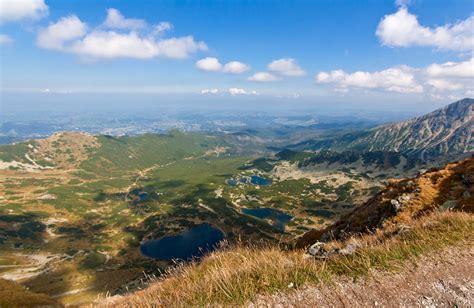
[
  {"xmin": 114, "ymin": 211, "xmax": 473, "ymax": 306},
  {"xmin": 81, "ymin": 131, "xmax": 229, "ymax": 176},
  {"xmin": 0, "ymin": 278, "xmax": 59, "ymax": 306}
]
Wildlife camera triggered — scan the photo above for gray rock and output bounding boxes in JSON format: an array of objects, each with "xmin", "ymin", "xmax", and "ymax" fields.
[
  {"xmin": 307, "ymin": 242, "xmax": 325, "ymax": 256},
  {"xmin": 391, "ymin": 199, "xmax": 401, "ymax": 211}
]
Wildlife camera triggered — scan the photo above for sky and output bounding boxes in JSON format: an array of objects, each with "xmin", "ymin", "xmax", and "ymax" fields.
[{"xmin": 0, "ymin": 0, "xmax": 473, "ymax": 114}]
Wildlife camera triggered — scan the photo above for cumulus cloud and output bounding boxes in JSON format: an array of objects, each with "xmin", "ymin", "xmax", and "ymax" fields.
[
  {"xmin": 36, "ymin": 9, "xmax": 207, "ymax": 60},
  {"xmin": 376, "ymin": 7, "xmax": 474, "ymax": 51},
  {"xmin": 196, "ymin": 57, "xmax": 222, "ymax": 71},
  {"xmin": 70, "ymin": 33, "xmax": 206, "ymax": 60},
  {"xmin": 196, "ymin": 57, "xmax": 249, "ymax": 74},
  {"xmin": 37, "ymin": 15, "xmax": 87, "ymax": 50},
  {"xmin": 103, "ymin": 8, "xmax": 146, "ymax": 30},
  {"xmin": 316, "ymin": 66, "xmax": 423, "ymax": 93},
  {"xmin": 316, "ymin": 57, "xmax": 474, "ymax": 98},
  {"xmin": 0, "ymin": 34, "xmax": 13, "ymax": 44},
  {"xmin": 200, "ymin": 88, "xmax": 219, "ymax": 94},
  {"xmin": 268, "ymin": 58, "xmax": 305, "ymax": 76},
  {"xmin": 248, "ymin": 72, "xmax": 280, "ymax": 82},
  {"xmin": 0, "ymin": 0, "xmax": 48, "ymax": 23},
  {"xmin": 425, "ymin": 58, "xmax": 474, "ymax": 78},
  {"xmin": 424, "ymin": 58, "xmax": 474, "ymax": 93},
  {"xmin": 153, "ymin": 36, "xmax": 207, "ymax": 59},
  {"xmin": 228, "ymin": 88, "xmax": 258, "ymax": 95},
  {"xmin": 153, "ymin": 22, "xmax": 173, "ymax": 35},
  {"xmin": 426, "ymin": 79, "xmax": 463, "ymax": 91},
  {"xmin": 222, "ymin": 61, "xmax": 250, "ymax": 74}
]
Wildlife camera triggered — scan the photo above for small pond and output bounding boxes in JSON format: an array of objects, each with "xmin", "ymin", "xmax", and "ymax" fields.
[
  {"xmin": 140, "ymin": 223, "xmax": 225, "ymax": 261},
  {"xmin": 226, "ymin": 175, "xmax": 271, "ymax": 186},
  {"xmin": 242, "ymin": 207, "xmax": 292, "ymax": 230},
  {"xmin": 250, "ymin": 175, "xmax": 271, "ymax": 186}
]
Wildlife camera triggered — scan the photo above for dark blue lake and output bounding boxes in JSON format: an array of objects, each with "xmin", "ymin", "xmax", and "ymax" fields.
[
  {"xmin": 242, "ymin": 208, "xmax": 292, "ymax": 230},
  {"xmin": 250, "ymin": 175, "xmax": 271, "ymax": 186},
  {"xmin": 139, "ymin": 224, "xmax": 225, "ymax": 261}
]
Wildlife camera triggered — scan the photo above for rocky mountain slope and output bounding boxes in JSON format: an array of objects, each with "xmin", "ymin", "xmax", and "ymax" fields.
[
  {"xmin": 295, "ymin": 155, "xmax": 473, "ymax": 248},
  {"xmin": 293, "ymin": 98, "xmax": 473, "ymax": 161}
]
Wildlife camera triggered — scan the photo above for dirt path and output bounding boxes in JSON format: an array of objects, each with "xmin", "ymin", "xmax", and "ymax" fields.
[
  {"xmin": 123, "ymin": 161, "xmax": 178, "ymax": 202},
  {"xmin": 251, "ymin": 246, "xmax": 473, "ymax": 307},
  {"xmin": 0, "ymin": 253, "xmax": 65, "ymax": 281}
]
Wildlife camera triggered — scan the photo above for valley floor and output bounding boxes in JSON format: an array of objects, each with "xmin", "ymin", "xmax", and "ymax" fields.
[{"xmin": 252, "ymin": 246, "xmax": 473, "ymax": 307}]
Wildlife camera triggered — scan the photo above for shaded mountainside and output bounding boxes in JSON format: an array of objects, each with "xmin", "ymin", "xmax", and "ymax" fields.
[
  {"xmin": 292, "ymin": 98, "xmax": 473, "ymax": 161},
  {"xmin": 295, "ymin": 156, "xmax": 474, "ymax": 248},
  {"xmin": 276, "ymin": 149, "xmax": 421, "ymax": 172}
]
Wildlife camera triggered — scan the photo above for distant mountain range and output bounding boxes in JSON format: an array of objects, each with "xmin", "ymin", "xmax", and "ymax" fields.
[{"xmin": 291, "ymin": 98, "xmax": 473, "ymax": 161}]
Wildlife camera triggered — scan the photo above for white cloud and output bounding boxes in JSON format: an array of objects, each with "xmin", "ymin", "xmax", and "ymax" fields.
[
  {"xmin": 196, "ymin": 58, "xmax": 250, "ymax": 74},
  {"xmin": 424, "ymin": 58, "xmax": 474, "ymax": 92},
  {"xmin": 37, "ymin": 15, "xmax": 87, "ymax": 50},
  {"xmin": 69, "ymin": 32, "xmax": 206, "ymax": 60},
  {"xmin": 103, "ymin": 8, "xmax": 146, "ymax": 30},
  {"xmin": 154, "ymin": 36, "xmax": 207, "ymax": 59},
  {"xmin": 376, "ymin": 7, "xmax": 474, "ymax": 51},
  {"xmin": 200, "ymin": 88, "xmax": 219, "ymax": 94},
  {"xmin": 316, "ymin": 57, "xmax": 474, "ymax": 97},
  {"xmin": 70, "ymin": 31, "xmax": 159, "ymax": 59},
  {"xmin": 316, "ymin": 66, "xmax": 423, "ymax": 93},
  {"xmin": 425, "ymin": 58, "xmax": 474, "ymax": 78},
  {"xmin": 36, "ymin": 12, "xmax": 207, "ymax": 60},
  {"xmin": 0, "ymin": 0, "xmax": 48, "ymax": 23},
  {"xmin": 248, "ymin": 72, "xmax": 280, "ymax": 82},
  {"xmin": 0, "ymin": 34, "xmax": 13, "ymax": 44},
  {"xmin": 196, "ymin": 57, "xmax": 222, "ymax": 71},
  {"xmin": 222, "ymin": 61, "xmax": 250, "ymax": 74},
  {"xmin": 228, "ymin": 88, "xmax": 258, "ymax": 95},
  {"xmin": 268, "ymin": 58, "xmax": 305, "ymax": 76},
  {"xmin": 426, "ymin": 79, "xmax": 463, "ymax": 91},
  {"xmin": 153, "ymin": 21, "xmax": 173, "ymax": 35}
]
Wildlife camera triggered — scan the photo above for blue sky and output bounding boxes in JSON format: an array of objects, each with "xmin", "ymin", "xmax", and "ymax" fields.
[{"xmin": 0, "ymin": 0, "xmax": 473, "ymax": 112}]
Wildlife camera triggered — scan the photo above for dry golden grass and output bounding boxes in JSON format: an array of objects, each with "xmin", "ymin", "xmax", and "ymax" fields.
[
  {"xmin": 109, "ymin": 211, "xmax": 473, "ymax": 307},
  {"xmin": 0, "ymin": 278, "xmax": 59, "ymax": 306}
]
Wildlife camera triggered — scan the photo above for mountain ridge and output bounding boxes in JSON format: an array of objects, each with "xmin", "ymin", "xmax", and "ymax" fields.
[{"xmin": 291, "ymin": 98, "xmax": 473, "ymax": 161}]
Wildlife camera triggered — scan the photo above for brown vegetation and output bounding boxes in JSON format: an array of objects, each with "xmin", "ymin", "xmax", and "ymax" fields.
[
  {"xmin": 0, "ymin": 278, "xmax": 59, "ymax": 306},
  {"xmin": 295, "ymin": 156, "xmax": 473, "ymax": 248}
]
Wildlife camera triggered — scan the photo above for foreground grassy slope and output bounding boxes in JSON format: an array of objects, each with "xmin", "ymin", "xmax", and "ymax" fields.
[{"xmin": 112, "ymin": 211, "xmax": 473, "ymax": 306}]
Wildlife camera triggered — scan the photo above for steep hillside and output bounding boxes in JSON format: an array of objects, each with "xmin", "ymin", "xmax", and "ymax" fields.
[
  {"xmin": 0, "ymin": 278, "xmax": 58, "ymax": 306},
  {"xmin": 295, "ymin": 156, "xmax": 473, "ymax": 248},
  {"xmin": 293, "ymin": 98, "xmax": 473, "ymax": 161},
  {"xmin": 351, "ymin": 98, "xmax": 473, "ymax": 160}
]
